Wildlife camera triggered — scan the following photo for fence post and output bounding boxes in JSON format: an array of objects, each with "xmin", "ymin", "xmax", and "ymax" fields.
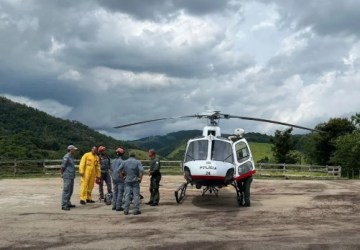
[
  {"xmin": 283, "ymin": 163, "xmax": 286, "ymax": 174},
  {"xmin": 13, "ymin": 159, "xmax": 17, "ymax": 176},
  {"xmin": 339, "ymin": 166, "xmax": 342, "ymax": 177},
  {"xmin": 43, "ymin": 160, "xmax": 46, "ymax": 175}
]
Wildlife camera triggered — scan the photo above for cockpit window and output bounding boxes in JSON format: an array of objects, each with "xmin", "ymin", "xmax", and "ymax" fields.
[
  {"xmin": 211, "ymin": 140, "xmax": 234, "ymax": 164},
  {"xmin": 235, "ymin": 141, "xmax": 250, "ymax": 163},
  {"xmin": 185, "ymin": 140, "xmax": 208, "ymax": 161}
]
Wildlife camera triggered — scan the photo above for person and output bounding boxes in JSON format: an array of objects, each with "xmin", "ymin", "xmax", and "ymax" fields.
[
  {"xmin": 98, "ymin": 146, "xmax": 112, "ymax": 200},
  {"xmin": 79, "ymin": 146, "xmax": 101, "ymax": 205},
  {"xmin": 111, "ymin": 147, "xmax": 125, "ymax": 211},
  {"xmin": 237, "ymin": 176, "xmax": 253, "ymax": 207},
  {"xmin": 145, "ymin": 149, "xmax": 161, "ymax": 206},
  {"xmin": 61, "ymin": 145, "xmax": 78, "ymax": 211},
  {"xmin": 119, "ymin": 151, "xmax": 144, "ymax": 215}
]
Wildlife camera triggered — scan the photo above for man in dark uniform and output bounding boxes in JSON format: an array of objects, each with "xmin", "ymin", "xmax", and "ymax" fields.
[
  {"xmin": 98, "ymin": 146, "xmax": 112, "ymax": 200},
  {"xmin": 145, "ymin": 149, "xmax": 161, "ymax": 206},
  {"xmin": 237, "ymin": 176, "xmax": 253, "ymax": 207}
]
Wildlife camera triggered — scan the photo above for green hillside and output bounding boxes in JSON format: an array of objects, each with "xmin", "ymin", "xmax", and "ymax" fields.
[
  {"xmin": 249, "ymin": 142, "xmax": 274, "ymax": 162},
  {"xmin": 0, "ymin": 97, "xmax": 138, "ymax": 159}
]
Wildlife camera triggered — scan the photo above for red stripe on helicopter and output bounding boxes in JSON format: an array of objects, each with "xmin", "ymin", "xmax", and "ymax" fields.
[
  {"xmin": 191, "ymin": 175, "xmax": 225, "ymax": 181},
  {"xmin": 234, "ymin": 170, "xmax": 256, "ymax": 181}
]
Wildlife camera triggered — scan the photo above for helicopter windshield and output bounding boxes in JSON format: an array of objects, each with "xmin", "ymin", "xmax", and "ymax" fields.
[
  {"xmin": 185, "ymin": 139, "xmax": 208, "ymax": 161},
  {"xmin": 211, "ymin": 140, "xmax": 234, "ymax": 163}
]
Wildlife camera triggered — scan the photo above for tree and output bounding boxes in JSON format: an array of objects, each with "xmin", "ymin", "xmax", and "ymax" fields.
[
  {"xmin": 331, "ymin": 131, "xmax": 360, "ymax": 175},
  {"xmin": 351, "ymin": 113, "xmax": 360, "ymax": 128},
  {"xmin": 305, "ymin": 118, "xmax": 356, "ymax": 165},
  {"xmin": 271, "ymin": 128, "xmax": 297, "ymax": 163}
]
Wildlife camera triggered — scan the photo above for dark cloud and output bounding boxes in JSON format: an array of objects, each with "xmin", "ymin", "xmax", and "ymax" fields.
[
  {"xmin": 62, "ymin": 42, "xmax": 254, "ymax": 78},
  {"xmin": 259, "ymin": 0, "xmax": 360, "ymax": 38},
  {"xmin": 0, "ymin": 72, "xmax": 84, "ymax": 107},
  {"xmin": 268, "ymin": 37, "xmax": 349, "ymax": 80},
  {"xmin": 96, "ymin": 0, "xmax": 240, "ymax": 20},
  {"xmin": 1, "ymin": 0, "xmax": 359, "ymax": 140}
]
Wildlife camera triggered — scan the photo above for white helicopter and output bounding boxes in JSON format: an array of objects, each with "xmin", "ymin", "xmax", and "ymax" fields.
[{"xmin": 114, "ymin": 111, "xmax": 321, "ymax": 206}]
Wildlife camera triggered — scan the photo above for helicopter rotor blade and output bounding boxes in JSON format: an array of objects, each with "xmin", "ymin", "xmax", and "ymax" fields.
[
  {"xmin": 113, "ymin": 115, "xmax": 197, "ymax": 128},
  {"xmin": 114, "ymin": 111, "xmax": 323, "ymax": 133},
  {"xmin": 228, "ymin": 115, "xmax": 323, "ymax": 133}
]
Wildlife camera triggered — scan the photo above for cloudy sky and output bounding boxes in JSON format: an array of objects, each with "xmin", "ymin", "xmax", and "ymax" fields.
[{"xmin": 1, "ymin": 0, "xmax": 360, "ymax": 140}]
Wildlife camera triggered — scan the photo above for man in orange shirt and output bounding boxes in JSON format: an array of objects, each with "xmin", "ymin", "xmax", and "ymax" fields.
[{"xmin": 79, "ymin": 146, "xmax": 101, "ymax": 204}]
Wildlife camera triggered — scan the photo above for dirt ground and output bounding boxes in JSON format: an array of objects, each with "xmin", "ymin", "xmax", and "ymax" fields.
[{"xmin": 0, "ymin": 176, "xmax": 360, "ymax": 250}]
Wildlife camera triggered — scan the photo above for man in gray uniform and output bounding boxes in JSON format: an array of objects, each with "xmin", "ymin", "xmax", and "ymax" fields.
[
  {"xmin": 119, "ymin": 151, "xmax": 144, "ymax": 215},
  {"xmin": 61, "ymin": 145, "xmax": 78, "ymax": 211},
  {"xmin": 111, "ymin": 147, "xmax": 125, "ymax": 211}
]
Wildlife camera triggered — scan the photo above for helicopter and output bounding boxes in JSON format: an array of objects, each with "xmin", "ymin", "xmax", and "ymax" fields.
[{"xmin": 114, "ymin": 111, "xmax": 321, "ymax": 206}]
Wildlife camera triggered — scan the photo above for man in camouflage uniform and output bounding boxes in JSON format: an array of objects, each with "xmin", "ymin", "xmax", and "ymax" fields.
[
  {"xmin": 145, "ymin": 149, "xmax": 161, "ymax": 206},
  {"xmin": 61, "ymin": 145, "xmax": 78, "ymax": 211}
]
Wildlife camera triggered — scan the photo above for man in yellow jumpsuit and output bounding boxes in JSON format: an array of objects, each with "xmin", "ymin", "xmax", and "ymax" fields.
[{"xmin": 79, "ymin": 146, "xmax": 101, "ymax": 204}]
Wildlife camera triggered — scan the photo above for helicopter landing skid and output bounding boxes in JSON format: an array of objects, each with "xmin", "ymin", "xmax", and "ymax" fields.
[
  {"xmin": 175, "ymin": 182, "xmax": 188, "ymax": 204},
  {"xmin": 202, "ymin": 186, "xmax": 219, "ymax": 196},
  {"xmin": 231, "ymin": 182, "xmax": 243, "ymax": 206}
]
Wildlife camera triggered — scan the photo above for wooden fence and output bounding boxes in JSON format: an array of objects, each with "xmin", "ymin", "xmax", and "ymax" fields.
[
  {"xmin": 0, "ymin": 159, "xmax": 183, "ymax": 177},
  {"xmin": 256, "ymin": 163, "xmax": 342, "ymax": 178},
  {"xmin": 0, "ymin": 159, "xmax": 347, "ymax": 178}
]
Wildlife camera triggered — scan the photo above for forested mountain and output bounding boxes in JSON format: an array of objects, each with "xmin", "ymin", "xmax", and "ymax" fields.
[{"xmin": 0, "ymin": 97, "xmax": 135, "ymax": 159}]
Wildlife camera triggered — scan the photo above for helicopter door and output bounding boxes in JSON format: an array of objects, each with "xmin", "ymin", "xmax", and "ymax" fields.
[{"xmin": 233, "ymin": 140, "xmax": 255, "ymax": 179}]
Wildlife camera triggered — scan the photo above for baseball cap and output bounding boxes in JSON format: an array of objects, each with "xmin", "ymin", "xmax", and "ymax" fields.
[{"xmin": 67, "ymin": 145, "xmax": 78, "ymax": 150}]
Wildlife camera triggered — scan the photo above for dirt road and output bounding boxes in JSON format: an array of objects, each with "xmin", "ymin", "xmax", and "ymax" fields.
[{"xmin": 0, "ymin": 176, "xmax": 360, "ymax": 249}]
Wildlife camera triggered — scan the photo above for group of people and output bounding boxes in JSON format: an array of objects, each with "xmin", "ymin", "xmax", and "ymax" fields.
[{"xmin": 60, "ymin": 145, "xmax": 162, "ymax": 215}]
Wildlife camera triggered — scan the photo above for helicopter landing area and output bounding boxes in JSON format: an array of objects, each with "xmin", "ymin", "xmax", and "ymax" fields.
[{"xmin": 1, "ymin": 176, "xmax": 360, "ymax": 250}]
